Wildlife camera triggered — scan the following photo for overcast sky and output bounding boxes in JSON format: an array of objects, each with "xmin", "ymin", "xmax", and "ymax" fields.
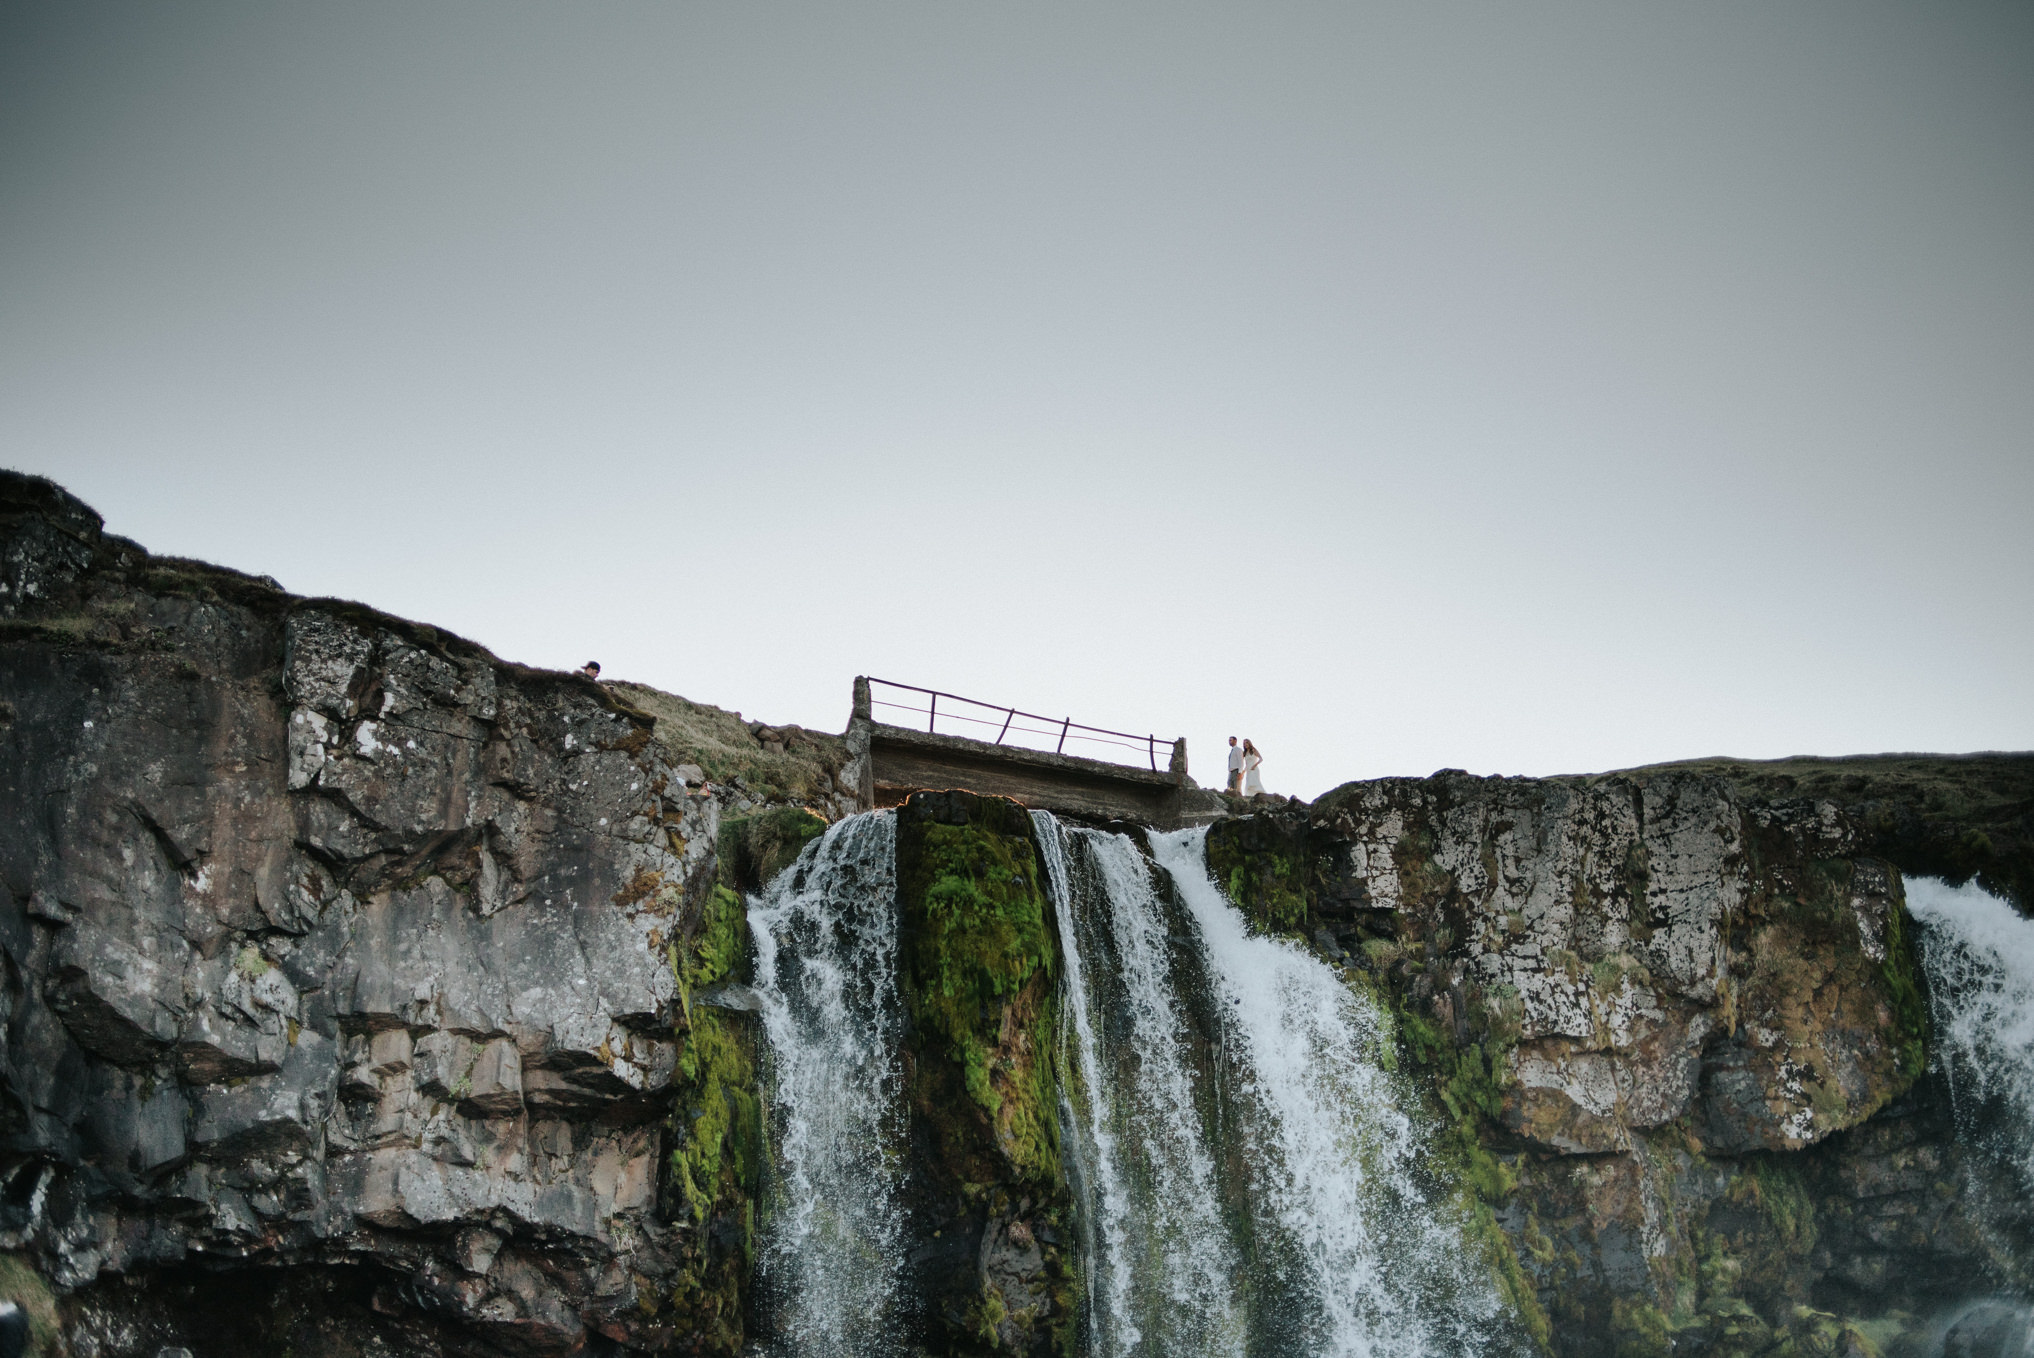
[{"xmin": 3, "ymin": 2, "xmax": 2030, "ymax": 798}]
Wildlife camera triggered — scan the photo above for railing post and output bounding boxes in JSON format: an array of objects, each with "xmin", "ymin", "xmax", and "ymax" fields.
[
  {"xmin": 1169, "ymin": 737, "xmax": 1189, "ymax": 782},
  {"xmin": 1148, "ymin": 735, "xmax": 1156, "ymax": 771},
  {"xmin": 929, "ymin": 692, "xmax": 937, "ymax": 734},
  {"xmin": 852, "ymin": 675, "xmax": 872, "ymax": 722},
  {"xmin": 996, "ymin": 708, "xmax": 1014, "ymax": 744},
  {"xmin": 1056, "ymin": 717, "xmax": 1070, "ymax": 754}
]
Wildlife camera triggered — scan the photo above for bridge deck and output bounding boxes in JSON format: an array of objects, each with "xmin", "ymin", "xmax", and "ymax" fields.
[{"xmin": 845, "ymin": 678, "xmax": 1226, "ymax": 829}]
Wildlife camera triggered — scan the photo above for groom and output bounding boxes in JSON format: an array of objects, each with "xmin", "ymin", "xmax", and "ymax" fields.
[{"xmin": 1227, "ymin": 736, "xmax": 1243, "ymax": 794}]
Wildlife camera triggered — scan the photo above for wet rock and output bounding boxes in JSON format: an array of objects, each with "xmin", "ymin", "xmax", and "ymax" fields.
[
  {"xmin": 893, "ymin": 791, "xmax": 1077, "ymax": 1357},
  {"xmin": 1940, "ymin": 1299, "xmax": 2034, "ymax": 1358}
]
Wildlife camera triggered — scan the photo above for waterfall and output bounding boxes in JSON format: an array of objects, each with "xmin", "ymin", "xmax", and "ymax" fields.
[
  {"xmin": 747, "ymin": 811, "xmax": 908, "ymax": 1357},
  {"xmin": 1906, "ymin": 877, "xmax": 2034, "ymax": 1206},
  {"xmin": 1147, "ymin": 827, "xmax": 1503, "ymax": 1358},
  {"xmin": 1034, "ymin": 812, "xmax": 1501, "ymax": 1357},
  {"xmin": 1034, "ymin": 813, "xmax": 1248, "ymax": 1358},
  {"xmin": 747, "ymin": 809, "xmax": 1505, "ymax": 1357}
]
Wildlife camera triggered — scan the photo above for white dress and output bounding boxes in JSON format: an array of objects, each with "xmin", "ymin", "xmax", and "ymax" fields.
[{"xmin": 1242, "ymin": 753, "xmax": 1264, "ymax": 797}]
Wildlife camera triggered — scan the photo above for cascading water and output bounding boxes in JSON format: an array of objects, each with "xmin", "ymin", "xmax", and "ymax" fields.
[
  {"xmin": 1147, "ymin": 827, "xmax": 1504, "ymax": 1358},
  {"xmin": 1032, "ymin": 810, "xmax": 1503, "ymax": 1356},
  {"xmin": 749, "ymin": 808, "xmax": 1507, "ymax": 1357},
  {"xmin": 1034, "ymin": 813, "xmax": 1248, "ymax": 1358},
  {"xmin": 1906, "ymin": 876, "xmax": 2034, "ymax": 1200},
  {"xmin": 1904, "ymin": 876, "xmax": 2034, "ymax": 1357},
  {"xmin": 747, "ymin": 811, "xmax": 908, "ymax": 1357}
]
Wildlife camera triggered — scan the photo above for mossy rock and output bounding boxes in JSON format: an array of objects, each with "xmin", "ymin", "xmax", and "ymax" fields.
[
  {"xmin": 717, "ymin": 805, "xmax": 829, "ymax": 894},
  {"xmin": 0, "ymin": 1253, "xmax": 59, "ymax": 1357},
  {"xmin": 895, "ymin": 790, "xmax": 1061, "ymax": 1186},
  {"xmin": 664, "ymin": 874, "xmax": 763, "ymax": 1354},
  {"xmin": 1204, "ymin": 810, "xmax": 1349, "ymax": 937},
  {"xmin": 894, "ymin": 790, "xmax": 1077, "ymax": 1357}
]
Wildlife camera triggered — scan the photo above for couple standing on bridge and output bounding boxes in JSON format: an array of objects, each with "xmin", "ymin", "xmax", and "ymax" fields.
[{"xmin": 1226, "ymin": 736, "xmax": 1266, "ymax": 798}]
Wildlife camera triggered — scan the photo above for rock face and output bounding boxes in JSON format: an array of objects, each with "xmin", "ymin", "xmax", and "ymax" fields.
[
  {"xmin": 1638, "ymin": 753, "xmax": 2034, "ymax": 922},
  {"xmin": 5, "ymin": 469, "xmax": 2028, "ymax": 1357},
  {"xmin": 0, "ymin": 472, "xmax": 806, "ymax": 1355},
  {"xmin": 1210, "ymin": 772, "xmax": 2019, "ymax": 1357},
  {"xmin": 892, "ymin": 791, "xmax": 1078, "ymax": 1357}
]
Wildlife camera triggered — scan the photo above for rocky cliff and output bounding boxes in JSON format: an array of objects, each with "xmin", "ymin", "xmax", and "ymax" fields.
[
  {"xmin": 2, "ymin": 469, "xmax": 2028, "ymax": 1357},
  {"xmin": 0, "ymin": 471, "xmax": 853, "ymax": 1356},
  {"xmin": 1208, "ymin": 769, "xmax": 2030, "ymax": 1357}
]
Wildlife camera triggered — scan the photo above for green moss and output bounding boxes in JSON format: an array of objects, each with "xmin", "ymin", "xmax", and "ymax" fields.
[
  {"xmin": 1222, "ymin": 853, "xmax": 1308, "ymax": 932},
  {"xmin": 665, "ymin": 873, "xmax": 762, "ymax": 1355},
  {"xmin": 671, "ymin": 880, "xmax": 759, "ymax": 1214},
  {"xmin": 888, "ymin": 793, "xmax": 1079, "ymax": 1354},
  {"xmin": 1386, "ymin": 987, "xmax": 1550, "ymax": 1349},
  {"xmin": 1736, "ymin": 1159, "xmax": 1817, "ymax": 1259},
  {"xmin": 897, "ymin": 812, "xmax": 1061, "ymax": 1183},
  {"xmin": 1672, "ymin": 1154, "xmax": 1823, "ymax": 1352},
  {"xmin": 1624, "ymin": 839, "xmax": 1653, "ymax": 932},
  {"xmin": 681, "ymin": 885, "xmax": 748, "ymax": 1001},
  {"xmin": 973, "ymin": 1287, "xmax": 1009, "ymax": 1345},
  {"xmin": 673, "ymin": 1009, "xmax": 762, "ymax": 1225},
  {"xmin": 1204, "ymin": 815, "xmax": 1323, "ymax": 935},
  {"xmin": 1391, "ymin": 819, "xmax": 1456, "ymax": 912},
  {"xmin": 717, "ymin": 806, "xmax": 828, "ymax": 894},
  {"xmin": 1610, "ymin": 1297, "xmax": 1674, "ymax": 1358},
  {"xmin": 0, "ymin": 1254, "xmax": 59, "ymax": 1357},
  {"xmin": 1880, "ymin": 880, "xmax": 1930, "ymax": 1082},
  {"xmin": 1361, "ymin": 937, "xmax": 1405, "ymax": 969}
]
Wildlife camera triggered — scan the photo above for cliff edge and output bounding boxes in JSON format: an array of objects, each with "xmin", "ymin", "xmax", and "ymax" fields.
[
  {"xmin": 0, "ymin": 471, "xmax": 861, "ymax": 1355},
  {"xmin": 2, "ymin": 470, "xmax": 2027, "ymax": 1357}
]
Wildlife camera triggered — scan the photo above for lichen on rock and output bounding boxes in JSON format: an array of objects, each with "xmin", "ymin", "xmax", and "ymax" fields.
[
  {"xmin": 1213, "ymin": 768, "xmax": 1990, "ymax": 1356},
  {"xmin": 0, "ymin": 471, "xmax": 792, "ymax": 1356}
]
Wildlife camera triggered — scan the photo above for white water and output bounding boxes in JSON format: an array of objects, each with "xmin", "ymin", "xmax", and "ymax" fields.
[
  {"xmin": 748, "ymin": 809, "xmax": 1505, "ymax": 1357},
  {"xmin": 1906, "ymin": 876, "xmax": 2034, "ymax": 1201},
  {"xmin": 747, "ymin": 811, "xmax": 908, "ymax": 1357},
  {"xmin": 1034, "ymin": 814, "xmax": 1247, "ymax": 1357},
  {"xmin": 1149, "ymin": 826, "xmax": 1504, "ymax": 1358}
]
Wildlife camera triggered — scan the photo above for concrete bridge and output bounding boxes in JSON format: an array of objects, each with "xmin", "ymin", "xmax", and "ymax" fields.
[{"xmin": 844, "ymin": 677, "xmax": 1227, "ymax": 829}]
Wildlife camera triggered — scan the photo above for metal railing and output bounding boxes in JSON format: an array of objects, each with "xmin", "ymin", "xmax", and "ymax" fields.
[{"xmin": 860, "ymin": 677, "xmax": 1183, "ymax": 775}]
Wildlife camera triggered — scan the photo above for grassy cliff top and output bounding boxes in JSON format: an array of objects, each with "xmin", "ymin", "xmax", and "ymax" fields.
[{"xmin": 606, "ymin": 681, "xmax": 846, "ymax": 806}]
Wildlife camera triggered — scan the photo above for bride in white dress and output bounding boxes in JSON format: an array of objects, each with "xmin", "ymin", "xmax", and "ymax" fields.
[{"xmin": 1241, "ymin": 739, "xmax": 1265, "ymax": 798}]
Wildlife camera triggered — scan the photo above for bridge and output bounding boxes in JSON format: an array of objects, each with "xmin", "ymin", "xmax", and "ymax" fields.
[{"xmin": 844, "ymin": 677, "xmax": 1227, "ymax": 829}]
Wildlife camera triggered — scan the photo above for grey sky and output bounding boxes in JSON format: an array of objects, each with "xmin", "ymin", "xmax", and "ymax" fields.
[{"xmin": 4, "ymin": 2, "xmax": 2030, "ymax": 798}]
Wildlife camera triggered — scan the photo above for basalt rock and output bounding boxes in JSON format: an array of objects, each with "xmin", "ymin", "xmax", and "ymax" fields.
[
  {"xmin": 0, "ymin": 471, "xmax": 819, "ymax": 1356},
  {"xmin": 1211, "ymin": 770, "xmax": 2019, "ymax": 1356},
  {"xmin": 1636, "ymin": 753, "xmax": 2034, "ymax": 919}
]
